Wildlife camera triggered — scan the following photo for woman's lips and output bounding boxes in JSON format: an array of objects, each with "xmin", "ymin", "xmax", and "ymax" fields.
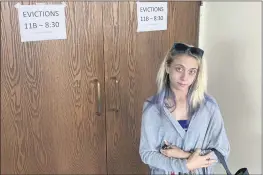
[{"xmin": 178, "ymin": 82, "xmax": 187, "ymax": 87}]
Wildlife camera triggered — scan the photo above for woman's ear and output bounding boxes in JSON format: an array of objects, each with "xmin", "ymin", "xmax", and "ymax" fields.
[{"xmin": 165, "ymin": 64, "xmax": 169, "ymax": 74}]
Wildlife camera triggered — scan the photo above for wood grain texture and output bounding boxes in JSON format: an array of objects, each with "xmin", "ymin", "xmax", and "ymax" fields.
[
  {"xmin": 1, "ymin": 1, "xmax": 200, "ymax": 174},
  {"xmin": 1, "ymin": 2, "xmax": 106, "ymax": 174},
  {"xmin": 103, "ymin": 2, "xmax": 200, "ymax": 174}
]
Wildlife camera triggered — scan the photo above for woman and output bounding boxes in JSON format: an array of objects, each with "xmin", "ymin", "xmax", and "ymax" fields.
[{"xmin": 139, "ymin": 42, "xmax": 230, "ymax": 175}]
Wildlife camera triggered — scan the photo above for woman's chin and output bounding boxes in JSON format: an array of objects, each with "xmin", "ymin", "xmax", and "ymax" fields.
[{"xmin": 174, "ymin": 85, "xmax": 189, "ymax": 91}]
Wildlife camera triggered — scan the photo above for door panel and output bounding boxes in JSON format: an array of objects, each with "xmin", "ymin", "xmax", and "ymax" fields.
[
  {"xmin": 1, "ymin": 1, "xmax": 200, "ymax": 174},
  {"xmin": 1, "ymin": 2, "xmax": 106, "ymax": 174},
  {"xmin": 103, "ymin": 2, "xmax": 200, "ymax": 174}
]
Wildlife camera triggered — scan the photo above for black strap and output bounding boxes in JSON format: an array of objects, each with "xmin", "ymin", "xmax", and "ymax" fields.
[{"xmin": 211, "ymin": 148, "xmax": 232, "ymax": 175}]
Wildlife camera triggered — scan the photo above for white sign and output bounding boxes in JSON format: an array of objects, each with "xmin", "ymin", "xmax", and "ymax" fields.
[
  {"xmin": 137, "ymin": 2, "xmax": 167, "ymax": 32},
  {"xmin": 15, "ymin": 3, "xmax": 67, "ymax": 42}
]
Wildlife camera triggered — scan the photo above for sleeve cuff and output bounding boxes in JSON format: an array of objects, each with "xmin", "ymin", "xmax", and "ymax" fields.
[{"xmin": 170, "ymin": 158, "xmax": 190, "ymax": 174}]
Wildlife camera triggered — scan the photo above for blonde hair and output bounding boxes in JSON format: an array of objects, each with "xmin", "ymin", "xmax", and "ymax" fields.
[{"xmin": 156, "ymin": 46, "xmax": 207, "ymax": 110}]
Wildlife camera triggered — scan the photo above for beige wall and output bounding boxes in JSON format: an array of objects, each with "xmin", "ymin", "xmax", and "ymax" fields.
[{"xmin": 199, "ymin": 2, "xmax": 262, "ymax": 174}]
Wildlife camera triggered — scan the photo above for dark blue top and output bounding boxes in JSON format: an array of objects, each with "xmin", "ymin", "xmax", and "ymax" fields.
[{"xmin": 178, "ymin": 120, "xmax": 189, "ymax": 131}]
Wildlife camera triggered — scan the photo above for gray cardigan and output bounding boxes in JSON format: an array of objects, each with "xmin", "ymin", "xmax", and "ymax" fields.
[{"xmin": 139, "ymin": 95, "xmax": 230, "ymax": 175}]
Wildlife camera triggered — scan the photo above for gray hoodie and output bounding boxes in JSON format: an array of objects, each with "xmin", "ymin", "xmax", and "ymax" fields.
[{"xmin": 139, "ymin": 94, "xmax": 230, "ymax": 175}]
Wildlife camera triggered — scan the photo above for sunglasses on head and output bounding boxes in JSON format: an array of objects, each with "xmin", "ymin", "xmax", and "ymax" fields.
[{"xmin": 171, "ymin": 43, "xmax": 204, "ymax": 58}]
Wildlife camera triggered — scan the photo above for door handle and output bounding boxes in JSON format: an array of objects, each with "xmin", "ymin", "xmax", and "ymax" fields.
[
  {"xmin": 109, "ymin": 76, "xmax": 119, "ymax": 112},
  {"xmin": 92, "ymin": 79, "xmax": 101, "ymax": 116}
]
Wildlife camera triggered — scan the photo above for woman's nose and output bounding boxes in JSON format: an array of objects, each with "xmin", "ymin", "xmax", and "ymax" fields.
[{"xmin": 180, "ymin": 71, "xmax": 187, "ymax": 81}]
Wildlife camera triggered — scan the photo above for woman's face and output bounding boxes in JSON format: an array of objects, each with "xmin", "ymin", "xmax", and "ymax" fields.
[{"xmin": 166, "ymin": 54, "xmax": 199, "ymax": 92}]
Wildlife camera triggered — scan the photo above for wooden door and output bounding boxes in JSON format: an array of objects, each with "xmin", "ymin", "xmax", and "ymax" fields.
[
  {"xmin": 103, "ymin": 2, "xmax": 200, "ymax": 174},
  {"xmin": 1, "ymin": 2, "xmax": 106, "ymax": 174}
]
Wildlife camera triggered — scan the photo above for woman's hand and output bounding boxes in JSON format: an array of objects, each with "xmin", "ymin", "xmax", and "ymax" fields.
[
  {"xmin": 160, "ymin": 141, "xmax": 191, "ymax": 159},
  {"xmin": 186, "ymin": 149, "xmax": 216, "ymax": 171}
]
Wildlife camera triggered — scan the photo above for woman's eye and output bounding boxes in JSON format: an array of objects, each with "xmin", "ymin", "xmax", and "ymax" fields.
[
  {"xmin": 175, "ymin": 67, "xmax": 183, "ymax": 72},
  {"xmin": 189, "ymin": 69, "xmax": 197, "ymax": 75}
]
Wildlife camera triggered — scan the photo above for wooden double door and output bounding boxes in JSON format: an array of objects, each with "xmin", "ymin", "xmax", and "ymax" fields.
[{"xmin": 1, "ymin": 1, "xmax": 200, "ymax": 174}]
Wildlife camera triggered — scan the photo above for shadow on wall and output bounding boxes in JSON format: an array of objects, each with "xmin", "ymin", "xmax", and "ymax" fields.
[
  {"xmin": 206, "ymin": 41, "xmax": 261, "ymax": 173},
  {"xmin": 206, "ymin": 40, "xmax": 252, "ymax": 122}
]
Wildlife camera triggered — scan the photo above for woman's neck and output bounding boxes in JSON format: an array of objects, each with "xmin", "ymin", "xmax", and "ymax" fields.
[{"xmin": 170, "ymin": 87, "xmax": 188, "ymax": 102}]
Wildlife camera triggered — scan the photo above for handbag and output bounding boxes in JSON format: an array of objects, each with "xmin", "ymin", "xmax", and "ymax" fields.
[{"xmin": 208, "ymin": 148, "xmax": 249, "ymax": 175}]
